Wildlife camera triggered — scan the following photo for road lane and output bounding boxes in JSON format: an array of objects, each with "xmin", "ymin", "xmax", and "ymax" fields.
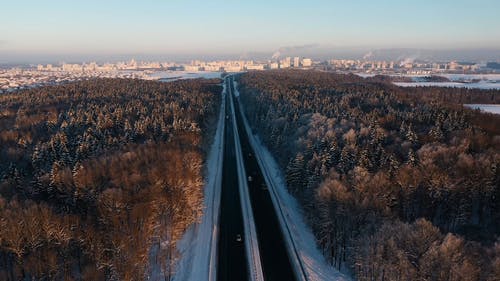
[
  {"xmin": 217, "ymin": 77, "xmax": 248, "ymax": 281},
  {"xmin": 229, "ymin": 77, "xmax": 297, "ymax": 281}
]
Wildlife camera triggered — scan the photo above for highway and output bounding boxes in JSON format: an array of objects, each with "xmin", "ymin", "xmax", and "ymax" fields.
[
  {"xmin": 217, "ymin": 75, "xmax": 297, "ymax": 281},
  {"xmin": 217, "ymin": 77, "xmax": 249, "ymax": 281}
]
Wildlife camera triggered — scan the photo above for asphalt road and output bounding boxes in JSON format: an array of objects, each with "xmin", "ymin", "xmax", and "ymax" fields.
[
  {"xmin": 217, "ymin": 78, "xmax": 248, "ymax": 281},
  {"xmin": 230, "ymin": 77, "xmax": 297, "ymax": 281}
]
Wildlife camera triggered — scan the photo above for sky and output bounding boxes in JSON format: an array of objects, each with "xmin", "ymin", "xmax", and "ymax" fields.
[{"xmin": 1, "ymin": 0, "xmax": 500, "ymax": 62}]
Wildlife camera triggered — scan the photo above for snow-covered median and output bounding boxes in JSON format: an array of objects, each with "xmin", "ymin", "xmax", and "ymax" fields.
[{"xmin": 229, "ymin": 77, "xmax": 265, "ymax": 281}]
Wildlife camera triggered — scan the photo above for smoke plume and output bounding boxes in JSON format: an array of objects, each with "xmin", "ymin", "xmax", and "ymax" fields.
[{"xmin": 271, "ymin": 44, "xmax": 319, "ymax": 59}]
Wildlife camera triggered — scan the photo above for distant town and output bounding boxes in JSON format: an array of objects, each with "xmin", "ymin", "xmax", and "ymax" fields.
[{"xmin": 1, "ymin": 57, "xmax": 499, "ymax": 93}]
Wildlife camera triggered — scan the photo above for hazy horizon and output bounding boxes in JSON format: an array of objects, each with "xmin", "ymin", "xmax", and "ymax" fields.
[
  {"xmin": 2, "ymin": 47, "xmax": 500, "ymax": 66},
  {"xmin": 1, "ymin": 0, "xmax": 500, "ymax": 64}
]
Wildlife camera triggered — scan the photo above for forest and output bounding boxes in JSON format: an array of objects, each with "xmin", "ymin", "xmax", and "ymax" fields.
[
  {"xmin": 238, "ymin": 70, "xmax": 500, "ymax": 281},
  {"xmin": 0, "ymin": 78, "xmax": 221, "ymax": 280}
]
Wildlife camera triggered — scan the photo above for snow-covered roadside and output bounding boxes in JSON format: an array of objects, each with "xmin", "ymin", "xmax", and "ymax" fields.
[
  {"xmin": 170, "ymin": 81, "xmax": 226, "ymax": 281},
  {"xmin": 234, "ymin": 85, "xmax": 351, "ymax": 281}
]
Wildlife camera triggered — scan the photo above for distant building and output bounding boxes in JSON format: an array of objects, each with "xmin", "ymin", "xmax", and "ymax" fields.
[
  {"xmin": 403, "ymin": 63, "xmax": 414, "ymax": 69},
  {"xmin": 246, "ymin": 64, "xmax": 265, "ymax": 70},
  {"xmin": 302, "ymin": 58, "xmax": 312, "ymax": 67},
  {"xmin": 293, "ymin": 57, "xmax": 300, "ymax": 68},
  {"xmin": 205, "ymin": 65, "xmax": 222, "ymax": 71},
  {"xmin": 270, "ymin": 62, "xmax": 280, "ymax": 69},
  {"xmin": 127, "ymin": 59, "xmax": 137, "ymax": 69},
  {"xmin": 281, "ymin": 57, "xmax": 291, "ymax": 68},
  {"xmin": 449, "ymin": 61, "xmax": 460, "ymax": 70},
  {"xmin": 224, "ymin": 66, "xmax": 242, "ymax": 72},
  {"xmin": 184, "ymin": 65, "xmax": 201, "ymax": 72},
  {"xmin": 62, "ymin": 63, "xmax": 83, "ymax": 72}
]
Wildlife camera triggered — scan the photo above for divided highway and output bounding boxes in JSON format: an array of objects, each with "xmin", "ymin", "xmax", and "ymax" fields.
[
  {"xmin": 217, "ymin": 78, "xmax": 249, "ymax": 281},
  {"xmin": 216, "ymin": 75, "xmax": 299, "ymax": 281}
]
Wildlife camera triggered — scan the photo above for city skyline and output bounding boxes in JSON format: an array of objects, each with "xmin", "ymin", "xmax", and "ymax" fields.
[{"xmin": 1, "ymin": 0, "xmax": 500, "ymax": 63}]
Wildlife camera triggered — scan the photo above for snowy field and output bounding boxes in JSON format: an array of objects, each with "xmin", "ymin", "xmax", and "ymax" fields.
[
  {"xmin": 440, "ymin": 73, "xmax": 500, "ymax": 82},
  {"xmin": 394, "ymin": 81, "xmax": 500, "ymax": 90},
  {"xmin": 464, "ymin": 104, "xmax": 500, "ymax": 114},
  {"xmin": 149, "ymin": 71, "xmax": 222, "ymax": 81},
  {"xmin": 357, "ymin": 73, "xmax": 500, "ymax": 81},
  {"xmin": 355, "ymin": 73, "xmax": 500, "ymax": 89}
]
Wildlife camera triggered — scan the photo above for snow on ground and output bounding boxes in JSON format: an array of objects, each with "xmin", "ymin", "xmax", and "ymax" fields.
[
  {"xmin": 357, "ymin": 73, "xmax": 500, "ymax": 81},
  {"xmin": 394, "ymin": 81, "xmax": 500, "ymax": 90},
  {"xmin": 234, "ymin": 85, "xmax": 351, "ymax": 281},
  {"xmin": 464, "ymin": 104, "xmax": 500, "ymax": 114},
  {"xmin": 171, "ymin": 81, "xmax": 226, "ymax": 281},
  {"xmin": 355, "ymin": 73, "xmax": 500, "ymax": 89},
  {"xmin": 149, "ymin": 71, "xmax": 222, "ymax": 81},
  {"xmin": 441, "ymin": 73, "xmax": 500, "ymax": 82},
  {"xmin": 233, "ymin": 80, "xmax": 240, "ymax": 97}
]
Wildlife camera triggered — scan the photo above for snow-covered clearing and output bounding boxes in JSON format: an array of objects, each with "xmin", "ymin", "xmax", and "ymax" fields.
[
  {"xmin": 234, "ymin": 84, "xmax": 351, "ymax": 281},
  {"xmin": 464, "ymin": 104, "xmax": 500, "ymax": 114},
  {"xmin": 394, "ymin": 81, "xmax": 500, "ymax": 90},
  {"xmin": 355, "ymin": 72, "xmax": 500, "ymax": 89},
  {"xmin": 441, "ymin": 73, "xmax": 500, "ymax": 82}
]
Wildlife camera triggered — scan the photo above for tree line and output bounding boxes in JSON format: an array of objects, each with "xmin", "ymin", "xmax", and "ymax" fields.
[
  {"xmin": 237, "ymin": 70, "xmax": 500, "ymax": 281},
  {"xmin": 0, "ymin": 78, "xmax": 221, "ymax": 280}
]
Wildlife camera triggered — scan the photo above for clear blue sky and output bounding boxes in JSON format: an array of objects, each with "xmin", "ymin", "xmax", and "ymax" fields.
[{"xmin": 1, "ymin": 0, "xmax": 499, "ymax": 60}]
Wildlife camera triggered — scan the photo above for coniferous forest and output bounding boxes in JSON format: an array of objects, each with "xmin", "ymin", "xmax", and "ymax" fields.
[
  {"xmin": 1, "ymin": 71, "xmax": 499, "ymax": 281},
  {"xmin": 0, "ymin": 78, "xmax": 221, "ymax": 280},
  {"xmin": 238, "ymin": 70, "xmax": 500, "ymax": 281}
]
